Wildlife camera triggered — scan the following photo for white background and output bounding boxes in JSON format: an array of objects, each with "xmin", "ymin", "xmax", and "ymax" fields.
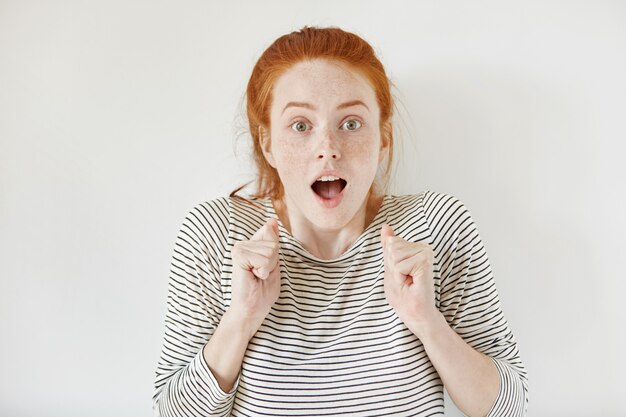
[{"xmin": 1, "ymin": 1, "xmax": 625, "ymax": 416}]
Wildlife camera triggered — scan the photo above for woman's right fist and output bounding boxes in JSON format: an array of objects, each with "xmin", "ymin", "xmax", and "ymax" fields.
[{"xmin": 229, "ymin": 219, "xmax": 281, "ymax": 340}]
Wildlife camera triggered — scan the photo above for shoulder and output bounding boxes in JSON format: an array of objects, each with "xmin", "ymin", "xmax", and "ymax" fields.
[
  {"xmin": 174, "ymin": 197, "xmax": 231, "ymax": 255},
  {"xmin": 420, "ymin": 192, "xmax": 484, "ymax": 265},
  {"xmin": 386, "ymin": 190, "xmax": 469, "ymax": 220},
  {"xmin": 386, "ymin": 191, "xmax": 476, "ymax": 244},
  {"xmin": 182, "ymin": 197, "xmax": 231, "ymax": 235},
  {"xmin": 184, "ymin": 195, "xmax": 271, "ymax": 242},
  {"xmin": 420, "ymin": 191, "xmax": 472, "ymax": 226},
  {"xmin": 174, "ymin": 195, "xmax": 267, "ymax": 262},
  {"xmin": 182, "ymin": 196, "xmax": 268, "ymax": 227}
]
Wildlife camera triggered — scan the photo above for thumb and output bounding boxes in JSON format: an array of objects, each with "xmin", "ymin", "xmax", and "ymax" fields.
[
  {"xmin": 251, "ymin": 218, "xmax": 279, "ymax": 242},
  {"xmin": 380, "ymin": 223, "xmax": 395, "ymax": 249}
]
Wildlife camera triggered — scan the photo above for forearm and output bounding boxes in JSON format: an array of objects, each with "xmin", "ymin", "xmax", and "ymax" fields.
[
  {"xmin": 154, "ymin": 313, "xmax": 247, "ymax": 416},
  {"xmin": 203, "ymin": 310, "xmax": 253, "ymax": 393},
  {"xmin": 412, "ymin": 312, "xmax": 499, "ymax": 417}
]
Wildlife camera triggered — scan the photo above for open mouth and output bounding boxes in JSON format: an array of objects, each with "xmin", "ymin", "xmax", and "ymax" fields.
[{"xmin": 311, "ymin": 177, "xmax": 347, "ymax": 200}]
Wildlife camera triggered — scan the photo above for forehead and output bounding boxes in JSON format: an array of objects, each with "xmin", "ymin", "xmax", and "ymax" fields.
[{"xmin": 271, "ymin": 59, "xmax": 377, "ymax": 108}]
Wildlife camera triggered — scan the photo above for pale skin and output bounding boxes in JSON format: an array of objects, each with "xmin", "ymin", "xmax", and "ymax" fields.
[{"xmin": 203, "ymin": 59, "xmax": 499, "ymax": 417}]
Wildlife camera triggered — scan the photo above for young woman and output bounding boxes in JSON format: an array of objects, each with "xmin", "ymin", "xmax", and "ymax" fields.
[{"xmin": 153, "ymin": 27, "xmax": 528, "ymax": 417}]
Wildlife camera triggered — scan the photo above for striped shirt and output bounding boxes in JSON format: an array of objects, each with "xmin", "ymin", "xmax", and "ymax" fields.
[{"xmin": 153, "ymin": 191, "xmax": 529, "ymax": 416}]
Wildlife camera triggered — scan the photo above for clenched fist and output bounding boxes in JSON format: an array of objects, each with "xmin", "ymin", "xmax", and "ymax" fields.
[
  {"xmin": 230, "ymin": 219, "xmax": 281, "ymax": 340},
  {"xmin": 380, "ymin": 224, "xmax": 440, "ymax": 337}
]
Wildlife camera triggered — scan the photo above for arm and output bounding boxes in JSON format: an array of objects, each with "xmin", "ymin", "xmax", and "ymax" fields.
[
  {"xmin": 408, "ymin": 309, "xmax": 500, "ymax": 417},
  {"xmin": 153, "ymin": 201, "xmax": 238, "ymax": 417},
  {"xmin": 153, "ymin": 201, "xmax": 281, "ymax": 416},
  {"xmin": 381, "ymin": 192, "xmax": 528, "ymax": 417},
  {"xmin": 203, "ymin": 219, "xmax": 281, "ymax": 392},
  {"xmin": 424, "ymin": 192, "xmax": 528, "ymax": 416}
]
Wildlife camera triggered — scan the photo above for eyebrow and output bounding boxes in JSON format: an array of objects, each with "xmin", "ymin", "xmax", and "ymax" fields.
[{"xmin": 281, "ymin": 100, "xmax": 369, "ymax": 115}]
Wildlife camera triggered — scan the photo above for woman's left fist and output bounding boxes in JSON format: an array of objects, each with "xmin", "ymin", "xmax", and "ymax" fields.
[{"xmin": 380, "ymin": 224, "xmax": 440, "ymax": 336}]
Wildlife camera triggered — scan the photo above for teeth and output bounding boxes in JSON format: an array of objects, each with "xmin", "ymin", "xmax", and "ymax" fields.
[{"xmin": 316, "ymin": 175, "xmax": 341, "ymax": 182}]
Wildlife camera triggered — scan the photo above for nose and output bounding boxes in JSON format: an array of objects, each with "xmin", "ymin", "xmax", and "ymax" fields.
[{"xmin": 316, "ymin": 129, "xmax": 341, "ymax": 160}]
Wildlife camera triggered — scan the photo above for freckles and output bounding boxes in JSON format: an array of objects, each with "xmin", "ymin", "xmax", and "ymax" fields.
[
  {"xmin": 283, "ymin": 153, "xmax": 300, "ymax": 168},
  {"xmin": 275, "ymin": 140, "xmax": 307, "ymax": 171},
  {"xmin": 346, "ymin": 141, "xmax": 379, "ymax": 164},
  {"xmin": 347, "ymin": 141, "xmax": 373, "ymax": 154}
]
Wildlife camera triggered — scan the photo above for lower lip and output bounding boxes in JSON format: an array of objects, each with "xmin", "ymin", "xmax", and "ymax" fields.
[{"xmin": 312, "ymin": 186, "xmax": 346, "ymax": 209}]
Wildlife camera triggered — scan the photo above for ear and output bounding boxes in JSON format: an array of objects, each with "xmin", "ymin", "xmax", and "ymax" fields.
[
  {"xmin": 259, "ymin": 126, "xmax": 276, "ymax": 168},
  {"xmin": 378, "ymin": 121, "xmax": 392, "ymax": 163}
]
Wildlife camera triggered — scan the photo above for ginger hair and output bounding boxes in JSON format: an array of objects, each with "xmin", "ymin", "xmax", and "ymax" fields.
[{"xmin": 232, "ymin": 26, "xmax": 394, "ymax": 201}]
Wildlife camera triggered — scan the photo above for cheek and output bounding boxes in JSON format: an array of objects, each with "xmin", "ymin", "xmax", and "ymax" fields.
[
  {"xmin": 346, "ymin": 140, "xmax": 380, "ymax": 167},
  {"xmin": 272, "ymin": 140, "xmax": 305, "ymax": 172}
]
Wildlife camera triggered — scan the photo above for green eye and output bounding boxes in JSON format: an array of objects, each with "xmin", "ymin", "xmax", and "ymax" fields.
[
  {"xmin": 291, "ymin": 121, "xmax": 309, "ymax": 132},
  {"xmin": 343, "ymin": 119, "xmax": 362, "ymax": 131}
]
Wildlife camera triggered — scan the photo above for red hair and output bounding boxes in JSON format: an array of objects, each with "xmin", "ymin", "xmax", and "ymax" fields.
[{"xmin": 233, "ymin": 26, "xmax": 394, "ymax": 201}]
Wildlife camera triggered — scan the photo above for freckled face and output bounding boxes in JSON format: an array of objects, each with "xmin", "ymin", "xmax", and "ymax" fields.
[{"xmin": 261, "ymin": 59, "xmax": 387, "ymax": 231}]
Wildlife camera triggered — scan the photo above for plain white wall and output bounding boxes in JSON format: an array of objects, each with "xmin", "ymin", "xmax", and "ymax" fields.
[{"xmin": 1, "ymin": 1, "xmax": 625, "ymax": 416}]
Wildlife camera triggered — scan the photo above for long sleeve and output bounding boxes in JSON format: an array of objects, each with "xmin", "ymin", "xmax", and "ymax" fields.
[
  {"xmin": 423, "ymin": 192, "xmax": 529, "ymax": 416},
  {"xmin": 152, "ymin": 199, "xmax": 238, "ymax": 417}
]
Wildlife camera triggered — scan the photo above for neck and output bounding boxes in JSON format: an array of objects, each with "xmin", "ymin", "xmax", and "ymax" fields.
[{"xmin": 273, "ymin": 193, "xmax": 383, "ymax": 260}]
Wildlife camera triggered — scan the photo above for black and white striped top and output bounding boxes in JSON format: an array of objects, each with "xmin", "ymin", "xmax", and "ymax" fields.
[{"xmin": 153, "ymin": 191, "xmax": 528, "ymax": 416}]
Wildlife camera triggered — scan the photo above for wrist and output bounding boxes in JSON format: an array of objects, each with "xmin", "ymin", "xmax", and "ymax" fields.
[
  {"xmin": 406, "ymin": 309, "xmax": 448, "ymax": 342},
  {"xmin": 222, "ymin": 308, "xmax": 259, "ymax": 341}
]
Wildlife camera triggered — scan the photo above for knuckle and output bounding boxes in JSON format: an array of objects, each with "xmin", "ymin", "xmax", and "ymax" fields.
[{"xmin": 232, "ymin": 242, "xmax": 243, "ymax": 255}]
